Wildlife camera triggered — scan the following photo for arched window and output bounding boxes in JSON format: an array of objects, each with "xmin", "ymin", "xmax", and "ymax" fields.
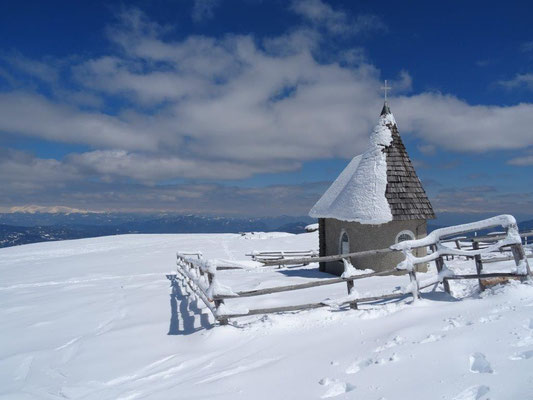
[
  {"xmin": 395, "ymin": 230, "xmax": 415, "ymax": 244},
  {"xmin": 340, "ymin": 231, "xmax": 350, "ymax": 254}
]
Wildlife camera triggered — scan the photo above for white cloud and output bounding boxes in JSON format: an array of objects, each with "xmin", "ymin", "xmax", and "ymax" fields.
[
  {"xmin": 521, "ymin": 41, "xmax": 533, "ymax": 53},
  {"xmin": 192, "ymin": 0, "xmax": 220, "ymax": 23},
  {"xmin": 0, "ymin": 91, "xmax": 156, "ymax": 150},
  {"xmin": 3, "ymin": 53, "xmax": 58, "ymax": 82},
  {"xmin": 417, "ymin": 144, "xmax": 436, "ymax": 155},
  {"xmin": 498, "ymin": 73, "xmax": 533, "ymax": 91},
  {"xmin": 391, "ymin": 70, "xmax": 413, "ymax": 93},
  {"xmin": 1, "ymin": 7, "xmax": 533, "ymax": 192},
  {"xmin": 290, "ymin": 0, "xmax": 386, "ymax": 36},
  {"xmin": 432, "ymin": 186, "xmax": 533, "ymax": 216},
  {"xmin": 0, "ymin": 149, "xmax": 325, "ymax": 215},
  {"xmin": 67, "ymin": 150, "xmax": 300, "ymax": 182},
  {"xmin": 393, "ymin": 93, "xmax": 533, "ymax": 152},
  {"xmin": 0, "ymin": 149, "xmax": 80, "ymax": 198},
  {"xmin": 508, "ymin": 149, "xmax": 533, "ymax": 166}
]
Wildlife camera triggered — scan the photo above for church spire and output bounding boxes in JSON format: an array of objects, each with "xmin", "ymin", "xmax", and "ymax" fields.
[
  {"xmin": 380, "ymin": 101, "xmax": 391, "ymax": 116},
  {"xmin": 380, "ymin": 80, "xmax": 392, "ymax": 116}
]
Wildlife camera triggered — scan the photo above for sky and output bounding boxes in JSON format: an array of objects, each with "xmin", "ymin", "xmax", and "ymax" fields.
[{"xmin": 0, "ymin": 0, "xmax": 532, "ymax": 223}]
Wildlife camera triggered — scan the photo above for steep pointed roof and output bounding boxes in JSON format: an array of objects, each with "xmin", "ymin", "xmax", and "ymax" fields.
[
  {"xmin": 381, "ymin": 101, "xmax": 391, "ymax": 116},
  {"xmin": 309, "ymin": 102, "xmax": 435, "ymax": 224}
]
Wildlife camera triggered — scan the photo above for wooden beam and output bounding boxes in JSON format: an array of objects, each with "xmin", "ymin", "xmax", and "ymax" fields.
[
  {"xmin": 443, "ymin": 273, "xmax": 527, "ymax": 280},
  {"xmin": 220, "ymin": 292, "xmax": 410, "ymax": 318},
  {"xmin": 472, "ymin": 241, "xmax": 484, "ymax": 290},
  {"xmin": 261, "ymin": 247, "xmax": 395, "ymax": 266},
  {"xmin": 213, "ymin": 269, "xmax": 399, "ymax": 300},
  {"xmin": 469, "ymin": 230, "xmax": 533, "ymax": 243},
  {"xmin": 482, "ymin": 253, "xmax": 533, "ymax": 264},
  {"xmin": 245, "ymin": 251, "xmax": 316, "ymax": 256}
]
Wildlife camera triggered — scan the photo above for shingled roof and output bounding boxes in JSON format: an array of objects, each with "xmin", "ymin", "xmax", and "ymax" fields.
[
  {"xmin": 382, "ymin": 103, "xmax": 435, "ymax": 221},
  {"xmin": 309, "ymin": 102, "xmax": 435, "ymax": 223}
]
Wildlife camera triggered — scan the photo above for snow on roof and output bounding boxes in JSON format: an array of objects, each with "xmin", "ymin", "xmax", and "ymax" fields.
[
  {"xmin": 309, "ymin": 109, "xmax": 394, "ymax": 224},
  {"xmin": 309, "ymin": 102, "xmax": 435, "ymax": 224}
]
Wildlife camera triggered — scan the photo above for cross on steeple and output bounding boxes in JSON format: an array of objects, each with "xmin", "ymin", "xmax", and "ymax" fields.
[{"xmin": 381, "ymin": 80, "xmax": 391, "ymax": 102}]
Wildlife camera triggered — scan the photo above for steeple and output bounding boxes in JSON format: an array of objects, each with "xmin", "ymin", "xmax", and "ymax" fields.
[
  {"xmin": 380, "ymin": 79, "xmax": 392, "ymax": 116},
  {"xmin": 380, "ymin": 101, "xmax": 391, "ymax": 116}
]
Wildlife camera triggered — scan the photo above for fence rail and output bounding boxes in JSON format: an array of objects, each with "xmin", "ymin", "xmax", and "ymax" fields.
[{"xmin": 246, "ymin": 250, "xmax": 318, "ymax": 265}]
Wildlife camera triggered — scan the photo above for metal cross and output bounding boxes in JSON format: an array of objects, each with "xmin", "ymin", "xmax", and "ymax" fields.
[{"xmin": 381, "ymin": 80, "xmax": 391, "ymax": 101}]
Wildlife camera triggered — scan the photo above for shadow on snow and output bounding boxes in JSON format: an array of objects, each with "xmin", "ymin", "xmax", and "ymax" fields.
[
  {"xmin": 277, "ymin": 267, "xmax": 334, "ymax": 279},
  {"xmin": 168, "ymin": 280, "xmax": 212, "ymax": 335}
]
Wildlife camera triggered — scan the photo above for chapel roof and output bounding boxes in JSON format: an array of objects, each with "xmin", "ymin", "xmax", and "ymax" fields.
[{"xmin": 309, "ymin": 102, "xmax": 435, "ymax": 224}]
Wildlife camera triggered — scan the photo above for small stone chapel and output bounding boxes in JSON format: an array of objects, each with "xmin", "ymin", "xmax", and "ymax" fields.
[{"xmin": 309, "ymin": 99, "xmax": 435, "ymax": 275}]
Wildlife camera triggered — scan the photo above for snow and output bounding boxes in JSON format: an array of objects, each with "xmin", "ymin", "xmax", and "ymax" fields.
[
  {"xmin": 340, "ymin": 258, "xmax": 373, "ymax": 278},
  {"xmin": 305, "ymin": 223, "xmax": 319, "ymax": 232},
  {"xmin": 309, "ymin": 111, "xmax": 394, "ymax": 224},
  {"xmin": 240, "ymin": 232, "xmax": 293, "ymax": 240},
  {"xmin": 2, "ymin": 232, "xmax": 533, "ymax": 399},
  {"xmin": 308, "ymin": 155, "xmax": 363, "ymax": 219},
  {"xmin": 206, "ymin": 274, "xmax": 238, "ymax": 299}
]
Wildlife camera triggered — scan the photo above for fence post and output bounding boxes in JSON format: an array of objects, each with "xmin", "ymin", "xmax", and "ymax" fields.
[
  {"xmin": 510, "ymin": 243, "xmax": 531, "ymax": 280},
  {"xmin": 207, "ymin": 271, "xmax": 228, "ymax": 325},
  {"xmin": 342, "ymin": 258, "xmax": 358, "ymax": 309},
  {"xmin": 409, "ymin": 270, "xmax": 420, "ymax": 301},
  {"xmin": 472, "ymin": 241, "xmax": 484, "ymax": 290},
  {"xmin": 346, "ymin": 278, "xmax": 358, "ymax": 310},
  {"xmin": 432, "ymin": 244, "xmax": 450, "ymax": 294}
]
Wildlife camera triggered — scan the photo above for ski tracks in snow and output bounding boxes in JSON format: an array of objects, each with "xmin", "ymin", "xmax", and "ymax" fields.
[{"xmin": 195, "ymin": 357, "xmax": 282, "ymax": 384}]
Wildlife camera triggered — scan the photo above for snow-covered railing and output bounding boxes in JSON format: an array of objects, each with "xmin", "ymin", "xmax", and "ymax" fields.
[
  {"xmin": 209, "ymin": 257, "xmax": 441, "ymax": 321},
  {"xmin": 167, "ymin": 253, "xmax": 238, "ymax": 325},
  {"xmin": 391, "ymin": 215, "xmax": 531, "ymax": 295},
  {"xmin": 168, "ymin": 215, "xmax": 531, "ymax": 326},
  {"xmin": 468, "ymin": 229, "xmax": 533, "ymax": 245},
  {"xmin": 246, "ymin": 250, "xmax": 319, "ymax": 266},
  {"xmin": 448, "ymin": 230, "xmax": 533, "ymax": 255}
]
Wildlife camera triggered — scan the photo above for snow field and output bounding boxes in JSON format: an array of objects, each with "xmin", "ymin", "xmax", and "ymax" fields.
[{"xmin": 1, "ymin": 232, "xmax": 533, "ymax": 399}]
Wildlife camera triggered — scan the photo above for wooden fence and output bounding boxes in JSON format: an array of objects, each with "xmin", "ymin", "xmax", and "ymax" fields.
[
  {"xmin": 245, "ymin": 250, "xmax": 318, "ymax": 265},
  {"xmin": 167, "ymin": 215, "xmax": 531, "ymax": 326}
]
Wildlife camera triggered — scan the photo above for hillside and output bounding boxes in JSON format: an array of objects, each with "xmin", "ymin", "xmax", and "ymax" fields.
[
  {"xmin": 1, "ymin": 232, "xmax": 533, "ymax": 399},
  {"xmin": 0, "ymin": 213, "xmax": 314, "ymax": 248}
]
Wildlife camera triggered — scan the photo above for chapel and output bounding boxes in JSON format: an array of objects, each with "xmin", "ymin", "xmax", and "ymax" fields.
[{"xmin": 309, "ymin": 101, "xmax": 435, "ymax": 275}]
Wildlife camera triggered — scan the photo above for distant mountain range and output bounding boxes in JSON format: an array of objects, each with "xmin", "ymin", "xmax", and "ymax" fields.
[
  {"xmin": 0, "ymin": 212, "xmax": 531, "ymax": 249},
  {"xmin": 0, "ymin": 213, "xmax": 315, "ymax": 248}
]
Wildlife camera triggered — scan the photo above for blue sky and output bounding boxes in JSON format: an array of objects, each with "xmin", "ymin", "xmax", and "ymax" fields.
[{"xmin": 0, "ymin": 0, "xmax": 532, "ymax": 223}]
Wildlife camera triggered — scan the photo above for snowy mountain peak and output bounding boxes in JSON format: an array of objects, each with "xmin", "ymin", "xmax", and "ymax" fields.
[{"xmin": 6, "ymin": 205, "xmax": 101, "ymax": 215}]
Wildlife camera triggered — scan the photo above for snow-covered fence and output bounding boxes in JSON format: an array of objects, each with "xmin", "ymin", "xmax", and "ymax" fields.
[
  {"xmin": 168, "ymin": 215, "xmax": 531, "ymax": 326},
  {"xmin": 235, "ymin": 215, "xmax": 531, "ymax": 313},
  {"xmin": 391, "ymin": 215, "xmax": 531, "ymax": 294},
  {"xmin": 245, "ymin": 250, "xmax": 318, "ymax": 266},
  {"xmin": 449, "ymin": 230, "xmax": 533, "ymax": 261},
  {"xmin": 210, "ymin": 257, "xmax": 442, "ymax": 320},
  {"xmin": 167, "ymin": 253, "xmax": 238, "ymax": 325}
]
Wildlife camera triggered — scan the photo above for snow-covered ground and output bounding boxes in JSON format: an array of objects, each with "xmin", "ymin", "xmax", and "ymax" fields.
[{"xmin": 1, "ymin": 232, "xmax": 533, "ymax": 399}]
